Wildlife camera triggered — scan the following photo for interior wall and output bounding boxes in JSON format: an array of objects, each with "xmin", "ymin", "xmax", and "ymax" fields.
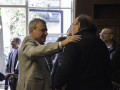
[{"xmin": 75, "ymin": 0, "xmax": 120, "ymax": 43}]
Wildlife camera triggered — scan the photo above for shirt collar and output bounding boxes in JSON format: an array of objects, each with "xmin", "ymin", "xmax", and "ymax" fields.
[
  {"xmin": 12, "ymin": 49, "xmax": 18, "ymax": 54},
  {"xmin": 35, "ymin": 40, "xmax": 41, "ymax": 45},
  {"xmin": 107, "ymin": 44, "xmax": 112, "ymax": 50}
]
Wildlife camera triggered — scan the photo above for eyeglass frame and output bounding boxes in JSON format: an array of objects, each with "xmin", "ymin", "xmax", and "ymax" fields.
[
  {"xmin": 99, "ymin": 33, "xmax": 112, "ymax": 36},
  {"xmin": 67, "ymin": 23, "xmax": 78, "ymax": 36}
]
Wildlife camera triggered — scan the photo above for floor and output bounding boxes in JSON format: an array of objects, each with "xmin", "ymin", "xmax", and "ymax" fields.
[{"xmin": 0, "ymin": 80, "xmax": 10, "ymax": 90}]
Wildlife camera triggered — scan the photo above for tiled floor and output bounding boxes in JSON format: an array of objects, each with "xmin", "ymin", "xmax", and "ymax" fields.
[{"xmin": 0, "ymin": 80, "xmax": 10, "ymax": 90}]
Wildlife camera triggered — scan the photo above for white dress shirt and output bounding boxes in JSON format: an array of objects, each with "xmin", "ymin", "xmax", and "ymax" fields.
[{"xmin": 11, "ymin": 49, "xmax": 17, "ymax": 74}]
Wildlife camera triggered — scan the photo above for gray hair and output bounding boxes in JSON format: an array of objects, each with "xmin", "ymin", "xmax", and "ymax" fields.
[{"xmin": 29, "ymin": 18, "xmax": 46, "ymax": 32}]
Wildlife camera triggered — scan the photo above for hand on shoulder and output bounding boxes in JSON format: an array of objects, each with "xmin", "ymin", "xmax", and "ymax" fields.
[{"xmin": 61, "ymin": 35, "xmax": 82, "ymax": 46}]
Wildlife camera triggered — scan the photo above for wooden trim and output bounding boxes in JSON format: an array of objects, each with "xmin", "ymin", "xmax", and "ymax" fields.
[
  {"xmin": 94, "ymin": 19, "xmax": 120, "ymax": 25},
  {"xmin": 92, "ymin": 2, "xmax": 120, "ymax": 4}
]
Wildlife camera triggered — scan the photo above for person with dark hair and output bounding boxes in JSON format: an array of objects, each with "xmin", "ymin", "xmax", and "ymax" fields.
[
  {"xmin": 100, "ymin": 28, "xmax": 120, "ymax": 84},
  {"xmin": 53, "ymin": 14, "xmax": 113, "ymax": 90},
  {"xmin": 5, "ymin": 37, "xmax": 21, "ymax": 90},
  {"xmin": 17, "ymin": 18, "xmax": 81, "ymax": 90}
]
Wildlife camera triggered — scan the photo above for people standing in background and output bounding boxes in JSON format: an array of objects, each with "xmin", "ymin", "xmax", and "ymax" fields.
[
  {"xmin": 5, "ymin": 37, "xmax": 21, "ymax": 90},
  {"xmin": 5, "ymin": 37, "xmax": 21, "ymax": 75},
  {"xmin": 100, "ymin": 28, "xmax": 120, "ymax": 84}
]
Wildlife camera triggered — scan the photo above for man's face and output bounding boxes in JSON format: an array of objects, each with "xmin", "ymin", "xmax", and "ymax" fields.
[
  {"xmin": 72, "ymin": 17, "xmax": 80, "ymax": 35},
  {"xmin": 100, "ymin": 28, "xmax": 112, "ymax": 43},
  {"xmin": 67, "ymin": 28, "xmax": 72, "ymax": 36},
  {"xmin": 11, "ymin": 38, "xmax": 19, "ymax": 49},
  {"xmin": 31, "ymin": 22, "xmax": 48, "ymax": 45}
]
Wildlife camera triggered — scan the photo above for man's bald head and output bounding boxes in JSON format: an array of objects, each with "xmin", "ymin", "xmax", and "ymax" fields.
[{"xmin": 100, "ymin": 28, "xmax": 114, "ymax": 43}]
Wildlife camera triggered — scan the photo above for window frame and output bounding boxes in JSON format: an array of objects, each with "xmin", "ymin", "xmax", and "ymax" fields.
[{"xmin": 0, "ymin": 0, "xmax": 75, "ymax": 36}]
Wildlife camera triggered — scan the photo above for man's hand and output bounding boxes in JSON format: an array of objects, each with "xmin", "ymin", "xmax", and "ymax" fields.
[
  {"xmin": 6, "ymin": 73, "xmax": 10, "ymax": 77},
  {"xmin": 61, "ymin": 35, "xmax": 82, "ymax": 46}
]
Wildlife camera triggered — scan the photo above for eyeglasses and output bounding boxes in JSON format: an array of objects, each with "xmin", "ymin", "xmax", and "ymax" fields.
[
  {"xmin": 38, "ymin": 29, "xmax": 48, "ymax": 33},
  {"xmin": 40, "ymin": 29, "xmax": 47, "ymax": 32},
  {"xmin": 70, "ymin": 24, "xmax": 77, "ymax": 28},
  {"xmin": 99, "ymin": 33, "xmax": 111, "ymax": 36}
]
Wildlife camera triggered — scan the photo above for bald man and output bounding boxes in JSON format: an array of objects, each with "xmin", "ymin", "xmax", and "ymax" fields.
[
  {"xmin": 53, "ymin": 14, "xmax": 113, "ymax": 90},
  {"xmin": 100, "ymin": 28, "xmax": 120, "ymax": 84}
]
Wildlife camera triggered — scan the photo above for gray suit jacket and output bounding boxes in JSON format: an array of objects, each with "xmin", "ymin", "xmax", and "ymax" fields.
[{"xmin": 17, "ymin": 36, "xmax": 60, "ymax": 90}]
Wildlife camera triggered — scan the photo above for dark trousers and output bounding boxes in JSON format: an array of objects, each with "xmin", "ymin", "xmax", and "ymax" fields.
[{"xmin": 9, "ymin": 77, "xmax": 17, "ymax": 90}]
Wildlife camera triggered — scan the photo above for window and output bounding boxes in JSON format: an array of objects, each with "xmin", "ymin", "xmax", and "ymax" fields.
[{"xmin": 0, "ymin": 0, "xmax": 75, "ymax": 64}]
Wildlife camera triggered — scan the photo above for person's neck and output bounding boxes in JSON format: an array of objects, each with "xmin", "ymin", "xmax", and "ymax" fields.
[{"xmin": 105, "ymin": 40, "xmax": 113, "ymax": 48}]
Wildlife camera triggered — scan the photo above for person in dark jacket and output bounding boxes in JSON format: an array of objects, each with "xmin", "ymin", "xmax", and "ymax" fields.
[
  {"xmin": 5, "ymin": 37, "xmax": 21, "ymax": 75},
  {"xmin": 100, "ymin": 28, "xmax": 120, "ymax": 84},
  {"xmin": 53, "ymin": 14, "xmax": 113, "ymax": 90},
  {"xmin": 5, "ymin": 37, "xmax": 21, "ymax": 90},
  {"xmin": 51, "ymin": 37, "xmax": 67, "ymax": 90}
]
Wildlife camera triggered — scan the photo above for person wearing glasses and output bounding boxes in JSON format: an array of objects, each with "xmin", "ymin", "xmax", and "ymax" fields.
[
  {"xmin": 16, "ymin": 18, "xmax": 81, "ymax": 90},
  {"xmin": 53, "ymin": 14, "xmax": 113, "ymax": 90},
  {"xmin": 100, "ymin": 28, "xmax": 120, "ymax": 85}
]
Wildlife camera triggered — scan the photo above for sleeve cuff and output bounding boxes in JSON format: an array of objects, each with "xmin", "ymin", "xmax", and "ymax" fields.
[{"xmin": 59, "ymin": 42, "xmax": 62, "ymax": 50}]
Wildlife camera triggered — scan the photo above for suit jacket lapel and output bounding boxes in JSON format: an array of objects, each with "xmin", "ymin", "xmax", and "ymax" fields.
[
  {"xmin": 9, "ymin": 52, "xmax": 13, "ymax": 69},
  {"xmin": 35, "ymin": 40, "xmax": 51, "ymax": 72},
  {"xmin": 14, "ymin": 51, "xmax": 18, "ymax": 70},
  {"xmin": 45, "ymin": 58, "xmax": 51, "ymax": 71}
]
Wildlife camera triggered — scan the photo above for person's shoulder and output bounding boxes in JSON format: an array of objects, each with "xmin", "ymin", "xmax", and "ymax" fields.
[
  {"xmin": 114, "ymin": 41, "xmax": 120, "ymax": 48},
  {"xmin": 8, "ymin": 51, "xmax": 13, "ymax": 55},
  {"xmin": 65, "ymin": 42, "xmax": 79, "ymax": 51},
  {"xmin": 24, "ymin": 36, "xmax": 33, "ymax": 40},
  {"xmin": 116, "ymin": 43, "xmax": 120, "ymax": 50},
  {"xmin": 113, "ymin": 41, "xmax": 120, "ymax": 51},
  {"xmin": 23, "ymin": 36, "xmax": 35, "ymax": 43}
]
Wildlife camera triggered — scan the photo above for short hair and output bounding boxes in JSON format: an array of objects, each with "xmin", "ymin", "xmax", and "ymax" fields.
[
  {"xmin": 77, "ymin": 14, "xmax": 97, "ymax": 32},
  {"xmin": 109, "ymin": 29, "xmax": 113, "ymax": 34},
  {"xmin": 29, "ymin": 18, "xmax": 46, "ymax": 31},
  {"xmin": 14, "ymin": 37, "xmax": 21, "ymax": 43},
  {"xmin": 103, "ymin": 28, "xmax": 113, "ymax": 34},
  {"xmin": 56, "ymin": 36, "xmax": 67, "ymax": 42}
]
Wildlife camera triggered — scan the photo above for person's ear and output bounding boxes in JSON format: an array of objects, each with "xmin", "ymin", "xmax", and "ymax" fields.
[
  {"xmin": 16, "ymin": 41, "xmax": 20, "ymax": 46},
  {"xmin": 30, "ymin": 28, "xmax": 34, "ymax": 33},
  {"xmin": 77, "ymin": 22, "xmax": 81, "ymax": 31},
  {"xmin": 18, "ymin": 41, "xmax": 20, "ymax": 45},
  {"xmin": 110, "ymin": 34, "xmax": 113, "ymax": 39}
]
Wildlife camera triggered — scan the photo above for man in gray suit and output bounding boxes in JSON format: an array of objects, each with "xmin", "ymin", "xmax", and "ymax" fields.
[{"xmin": 17, "ymin": 18, "xmax": 81, "ymax": 90}]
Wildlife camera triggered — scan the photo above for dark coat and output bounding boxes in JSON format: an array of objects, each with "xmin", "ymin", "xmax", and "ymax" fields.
[
  {"xmin": 51, "ymin": 52, "xmax": 63, "ymax": 89},
  {"xmin": 109, "ymin": 40, "xmax": 120, "ymax": 83},
  {"xmin": 53, "ymin": 27, "xmax": 113, "ymax": 90},
  {"xmin": 0, "ymin": 72, "xmax": 5, "ymax": 81},
  {"xmin": 5, "ymin": 51, "xmax": 19, "ymax": 75}
]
